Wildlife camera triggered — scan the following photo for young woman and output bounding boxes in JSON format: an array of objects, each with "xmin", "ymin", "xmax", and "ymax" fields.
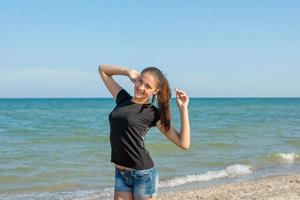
[{"xmin": 98, "ymin": 64, "xmax": 190, "ymax": 200}]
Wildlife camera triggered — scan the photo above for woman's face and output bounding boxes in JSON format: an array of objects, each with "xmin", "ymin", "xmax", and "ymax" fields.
[{"xmin": 133, "ymin": 72, "xmax": 159, "ymax": 99}]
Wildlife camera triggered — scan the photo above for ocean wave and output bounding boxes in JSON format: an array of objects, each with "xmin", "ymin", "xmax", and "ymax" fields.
[
  {"xmin": 258, "ymin": 152, "xmax": 300, "ymax": 165},
  {"xmin": 272, "ymin": 152, "xmax": 299, "ymax": 163},
  {"xmin": 0, "ymin": 188, "xmax": 114, "ymax": 200},
  {"xmin": 159, "ymin": 164, "xmax": 253, "ymax": 188},
  {"xmin": 0, "ymin": 165, "xmax": 253, "ymax": 199}
]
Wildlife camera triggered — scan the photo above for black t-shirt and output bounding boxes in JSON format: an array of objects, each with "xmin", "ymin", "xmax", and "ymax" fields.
[{"xmin": 108, "ymin": 89, "xmax": 160, "ymax": 170}]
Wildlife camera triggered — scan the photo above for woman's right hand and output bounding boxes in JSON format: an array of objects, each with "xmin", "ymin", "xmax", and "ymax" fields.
[{"xmin": 128, "ymin": 69, "xmax": 141, "ymax": 83}]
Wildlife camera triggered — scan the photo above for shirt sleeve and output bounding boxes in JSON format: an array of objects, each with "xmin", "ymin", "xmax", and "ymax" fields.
[{"xmin": 115, "ymin": 89, "xmax": 132, "ymax": 105}]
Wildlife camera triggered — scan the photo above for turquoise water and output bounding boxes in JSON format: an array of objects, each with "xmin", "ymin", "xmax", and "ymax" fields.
[{"xmin": 1, "ymin": 98, "xmax": 300, "ymax": 199}]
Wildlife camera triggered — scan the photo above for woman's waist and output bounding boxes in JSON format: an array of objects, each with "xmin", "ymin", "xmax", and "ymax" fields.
[
  {"xmin": 115, "ymin": 164, "xmax": 156, "ymax": 175},
  {"xmin": 115, "ymin": 164, "xmax": 135, "ymax": 171}
]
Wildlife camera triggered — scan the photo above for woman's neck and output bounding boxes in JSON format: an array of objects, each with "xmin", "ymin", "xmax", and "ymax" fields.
[{"xmin": 131, "ymin": 97, "xmax": 150, "ymax": 105}]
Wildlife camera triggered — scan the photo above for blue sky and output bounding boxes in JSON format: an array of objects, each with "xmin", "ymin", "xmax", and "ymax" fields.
[{"xmin": 0, "ymin": 0, "xmax": 299, "ymax": 97}]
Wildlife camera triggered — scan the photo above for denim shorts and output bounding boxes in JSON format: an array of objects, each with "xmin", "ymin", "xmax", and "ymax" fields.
[{"xmin": 114, "ymin": 166, "xmax": 159, "ymax": 199}]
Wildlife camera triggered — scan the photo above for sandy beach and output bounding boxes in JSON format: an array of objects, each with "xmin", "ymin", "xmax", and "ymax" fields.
[{"xmin": 158, "ymin": 173, "xmax": 300, "ymax": 200}]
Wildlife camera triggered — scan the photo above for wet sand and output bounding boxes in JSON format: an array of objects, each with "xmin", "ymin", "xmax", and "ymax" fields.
[{"xmin": 158, "ymin": 173, "xmax": 300, "ymax": 200}]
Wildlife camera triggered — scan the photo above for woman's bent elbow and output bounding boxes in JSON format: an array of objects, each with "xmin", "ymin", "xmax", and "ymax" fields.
[
  {"xmin": 98, "ymin": 65, "xmax": 102, "ymax": 72},
  {"xmin": 180, "ymin": 144, "xmax": 190, "ymax": 151}
]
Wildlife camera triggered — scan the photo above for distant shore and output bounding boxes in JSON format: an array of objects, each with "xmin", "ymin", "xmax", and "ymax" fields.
[{"xmin": 158, "ymin": 173, "xmax": 300, "ymax": 200}]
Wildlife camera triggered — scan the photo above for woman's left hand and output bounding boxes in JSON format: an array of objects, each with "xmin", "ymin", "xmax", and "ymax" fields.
[{"xmin": 175, "ymin": 88, "xmax": 189, "ymax": 109}]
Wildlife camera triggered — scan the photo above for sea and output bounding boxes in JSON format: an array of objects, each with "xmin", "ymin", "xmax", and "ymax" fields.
[{"xmin": 1, "ymin": 97, "xmax": 300, "ymax": 199}]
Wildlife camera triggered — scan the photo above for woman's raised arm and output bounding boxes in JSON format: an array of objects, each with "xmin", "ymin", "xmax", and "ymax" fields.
[
  {"xmin": 98, "ymin": 64, "xmax": 139, "ymax": 98},
  {"xmin": 156, "ymin": 88, "xmax": 190, "ymax": 150}
]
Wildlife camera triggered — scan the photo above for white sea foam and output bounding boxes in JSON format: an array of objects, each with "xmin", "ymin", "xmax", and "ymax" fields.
[
  {"xmin": 0, "ymin": 165, "xmax": 253, "ymax": 199},
  {"xmin": 274, "ymin": 152, "xmax": 299, "ymax": 163},
  {"xmin": 159, "ymin": 164, "xmax": 253, "ymax": 188}
]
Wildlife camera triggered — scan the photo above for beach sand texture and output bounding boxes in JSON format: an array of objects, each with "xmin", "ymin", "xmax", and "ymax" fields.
[{"xmin": 158, "ymin": 174, "xmax": 300, "ymax": 200}]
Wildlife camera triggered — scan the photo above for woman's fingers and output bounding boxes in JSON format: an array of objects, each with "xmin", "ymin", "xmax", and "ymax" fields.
[
  {"xmin": 174, "ymin": 88, "xmax": 188, "ymax": 100},
  {"xmin": 175, "ymin": 88, "xmax": 186, "ymax": 95},
  {"xmin": 174, "ymin": 88, "xmax": 189, "ymax": 108}
]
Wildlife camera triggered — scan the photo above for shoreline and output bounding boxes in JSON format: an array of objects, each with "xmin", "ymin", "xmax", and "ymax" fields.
[
  {"xmin": 1, "ymin": 173, "xmax": 300, "ymax": 200},
  {"xmin": 158, "ymin": 173, "xmax": 300, "ymax": 200}
]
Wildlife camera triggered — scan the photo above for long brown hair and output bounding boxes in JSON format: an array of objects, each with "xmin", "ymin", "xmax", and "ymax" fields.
[{"xmin": 141, "ymin": 67, "xmax": 171, "ymax": 133}]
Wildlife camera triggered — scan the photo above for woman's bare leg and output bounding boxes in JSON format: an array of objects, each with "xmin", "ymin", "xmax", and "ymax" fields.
[{"xmin": 114, "ymin": 191, "xmax": 134, "ymax": 200}]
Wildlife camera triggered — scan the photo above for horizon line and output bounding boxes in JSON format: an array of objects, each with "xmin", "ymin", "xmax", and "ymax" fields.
[{"xmin": 1, "ymin": 96, "xmax": 300, "ymax": 99}]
